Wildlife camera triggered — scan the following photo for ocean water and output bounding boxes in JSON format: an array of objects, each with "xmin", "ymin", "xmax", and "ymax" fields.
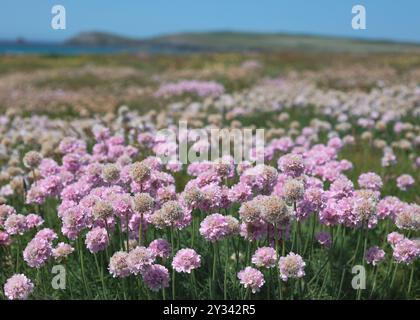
[{"xmin": 0, "ymin": 43, "xmax": 189, "ymax": 55}]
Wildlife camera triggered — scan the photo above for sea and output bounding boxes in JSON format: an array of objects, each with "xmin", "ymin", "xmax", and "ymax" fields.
[{"xmin": 0, "ymin": 43, "xmax": 192, "ymax": 55}]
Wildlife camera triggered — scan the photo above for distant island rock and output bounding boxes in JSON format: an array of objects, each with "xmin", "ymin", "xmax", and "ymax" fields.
[{"xmin": 65, "ymin": 32, "xmax": 141, "ymax": 46}]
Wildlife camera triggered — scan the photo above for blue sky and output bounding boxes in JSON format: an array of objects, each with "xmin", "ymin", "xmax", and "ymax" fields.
[{"xmin": 1, "ymin": 0, "xmax": 419, "ymax": 42}]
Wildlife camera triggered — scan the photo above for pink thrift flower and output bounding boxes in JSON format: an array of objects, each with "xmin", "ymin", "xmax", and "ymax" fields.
[
  {"xmin": 61, "ymin": 206, "xmax": 86, "ymax": 240},
  {"xmin": 155, "ymin": 80, "xmax": 224, "ymax": 98},
  {"xmin": 315, "ymin": 232, "xmax": 332, "ymax": 248},
  {"xmin": 59, "ymin": 137, "xmax": 87, "ymax": 155},
  {"xmin": 358, "ymin": 172, "xmax": 383, "ymax": 191},
  {"xmin": 199, "ymin": 213, "xmax": 230, "ymax": 242},
  {"xmin": 395, "ymin": 203, "xmax": 420, "ymax": 231},
  {"xmin": 392, "ymin": 239, "xmax": 419, "ymax": 264},
  {"xmin": 319, "ymin": 199, "xmax": 342, "ymax": 226},
  {"xmin": 396, "ymin": 174, "xmax": 415, "ymax": 191},
  {"xmin": 197, "ymin": 183, "xmax": 223, "ymax": 212},
  {"xmin": 387, "ymin": 232, "xmax": 405, "ymax": 246},
  {"xmin": 377, "ymin": 196, "xmax": 405, "ymax": 220},
  {"xmin": 35, "ymin": 228, "xmax": 58, "ymax": 242},
  {"xmin": 25, "ymin": 214, "xmax": 44, "ymax": 229},
  {"xmin": 228, "ymin": 182, "xmax": 253, "ymax": 203},
  {"xmin": 239, "ymin": 219, "xmax": 268, "ymax": 242},
  {"xmin": 328, "ymin": 137, "xmax": 343, "ymax": 150},
  {"xmin": 3, "ymin": 274, "xmax": 34, "ymax": 300},
  {"xmin": 109, "ymin": 251, "xmax": 130, "ymax": 278},
  {"xmin": 278, "ymin": 154, "xmax": 305, "ymax": 177},
  {"xmin": 0, "ymin": 204, "xmax": 17, "ymax": 227},
  {"xmin": 23, "ymin": 237, "xmax": 52, "ymax": 268},
  {"xmin": 4, "ymin": 214, "xmax": 27, "ymax": 235},
  {"xmin": 329, "ymin": 175, "xmax": 354, "ymax": 199},
  {"xmin": 251, "ymin": 247, "xmax": 277, "ymax": 268},
  {"xmin": 126, "ymin": 246, "xmax": 155, "ymax": 275},
  {"xmin": 142, "ymin": 264, "xmax": 170, "ymax": 292},
  {"xmin": 172, "ymin": 248, "xmax": 201, "ymax": 273},
  {"xmin": 365, "ymin": 246, "xmax": 385, "ymax": 265},
  {"xmin": 0, "ymin": 231, "xmax": 11, "ymax": 246},
  {"xmin": 278, "ymin": 252, "xmax": 306, "ymax": 282},
  {"xmin": 52, "ymin": 242, "xmax": 74, "ymax": 261},
  {"xmin": 148, "ymin": 238, "xmax": 171, "ymax": 259},
  {"xmin": 39, "ymin": 158, "xmax": 60, "ymax": 177},
  {"xmin": 85, "ymin": 227, "xmax": 109, "ymax": 253},
  {"xmin": 240, "ymin": 164, "xmax": 278, "ymax": 193},
  {"xmin": 237, "ymin": 267, "xmax": 265, "ymax": 293}
]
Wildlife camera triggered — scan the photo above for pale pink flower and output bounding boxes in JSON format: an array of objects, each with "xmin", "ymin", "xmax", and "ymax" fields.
[
  {"xmin": 172, "ymin": 248, "xmax": 201, "ymax": 273},
  {"xmin": 237, "ymin": 267, "xmax": 265, "ymax": 293}
]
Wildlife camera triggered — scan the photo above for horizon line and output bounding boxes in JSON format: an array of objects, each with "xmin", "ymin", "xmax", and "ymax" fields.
[{"xmin": 1, "ymin": 29, "xmax": 420, "ymax": 46}]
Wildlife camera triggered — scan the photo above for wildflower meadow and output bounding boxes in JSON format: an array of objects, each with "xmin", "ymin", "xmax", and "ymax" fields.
[{"xmin": 0, "ymin": 36, "xmax": 419, "ymax": 302}]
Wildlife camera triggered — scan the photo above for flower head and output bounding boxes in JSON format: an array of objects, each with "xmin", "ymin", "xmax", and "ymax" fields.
[
  {"xmin": 4, "ymin": 214, "xmax": 27, "ymax": 235},
  {"xmin": 392, "ymin": 238, "xmax": 419, "ymax": 264},
  {"xmin": 25, "ymin": 214, "xmax": 44, "ymax": 229},
  {"xmin": 4, "ymin": 274, "xmax": 34, "ymax": 300},
  {"xmin": 199, "ymin": 213, "xmax": 230, "ymax": 242},
  {"xmin": 358, "ymin": 172, "xmax": 383, "ymax": 191},
  {"xmin": 0, "ymin": 204, "xmax": 16, "ymax": 227},
  {"xmin": 35, "ymin": 228, "xmax": 57, "ymax": 242},
  {"xmin": 387, "ymin": 232, "xmax": 405, "ymax": 246},
  {"xmin": 278, "ymin": 252, "xmax": 306, "ymax": 281},
  {"xmin": 132, "ymin": 193, "xmax": 154, "ymax": 213},
  {"xmin": 23, "ymin": 151, "xmax": 43, "ymax": 169},
  {"xmin": 0, "ymin": 231, "xmax": 11, "ymax": 246},
  {"xmin": 237, "ymin": 267, "xmax": 265, "ymax": 293},
  {"xmin": 148, "ymin": 239, "xmax": 171, "ymax": 259},
  {"xmin": 130, "ymin": 162, "xmax": 151, "ymax": 183},
  {"xmin": 282, "ymin": 179, "xmax": 305, "ymax": 204},
  {"xmin": 315, "ymin": 232, "xmax": 332, "ymax": 248},
  {"xmin": 85, "ymin": 227, "xmax": 109, "ymax": 253},
  {"xmin": 92, "ymin": 201, "xmax": 114, "ymax": 220},
  {"xmin": 159, "ymin": 200, "xmax": 184, "ymax": 225},
  {"xmin": 126, "ymin": 246, "xmax": 155, "ymax": 275},
  {"xmin": 251, "ymin": 247, "xmax": 277, "ymax": 268},
  {"xmin": 102, "ymin": 164, "xmax": 120, "ymax": 183},
  {"xmin": 365, "ymin": 246, "xmax": 385, "ymax": 265},
  {"xmin": 395, "ymin": 204, "xmax": 420, "ymax": 231},
  {"xmin": 172, "ymin": 248, "xmax": 201, "ymax": 273},
  {"xmin": 52, "ymin": 242, "xmax": 74, "ymax": 262},
  {"xmin": 278, "ymin": 154, "xmax": 305, "ymax": 177},
  {"xmin": 396, "ymin": 174, "xmax": 415, "ymax": 191},
  {"xmin": 259, "ymin": 195, "xmax": 291, "ymax": 225},
  {"xmin": 142, "ymin": 264, "xmax": 170, "ymax": 292},
  {"xmin": 23, "ymin": 237, "xmax": 52, "ymax": 268},
  {"xmin": 109, "ymin": 251, "xmax": 130, "ymax": 278}
]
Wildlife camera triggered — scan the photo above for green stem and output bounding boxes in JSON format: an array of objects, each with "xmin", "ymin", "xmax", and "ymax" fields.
[
  {"xmin": 190, "ymin": 214, "xmax": 195, "ymax": 247},
  {"xmin": 304, "ymin": 214, "xmax": 316, "ymax": 257},
  {"xmin": 192, "ymin": 269, "xmax": 199, "ymax": 299},
  {"xmin": 407, "ymin": 263, "xmax": 414, "ymax": 297},
  {"xmin": 223, "ymin": 240, "xmax": 229, "ymax": 300},
  {"xmin": 390, "ymin": 263, "xmax": 399, "ymax": 289},
  {"xmin": 337, "ymin": 268, "xmax": 346, "ymax": 299},
  {"xmin": 275, "ymin": 224, "xmax": 283, "ymax": 300},
  {"xmin": 170, "ymin": 227, "xmax": 176, "ymax": 300},
  {"xmin": 357, "ymin": 227, "xmax": 368, "ymax": 300},
  {"xmin": 212, "ymin": 242, "xmax": 217, "ymax": 299},
  {"xmin": 77, "ymin": 238, "xmax": 90, "ymax": 298},
  {"xmin": 94, "ymin": 253, "xmax": 107, "ymax": 299},
  {"xmin": 369, "ymin": 266, "xmax": 378, "ymax": 299},
  {"xmin": 347, "ymin": 228, "xmax": 362, "ymax": 265}
]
